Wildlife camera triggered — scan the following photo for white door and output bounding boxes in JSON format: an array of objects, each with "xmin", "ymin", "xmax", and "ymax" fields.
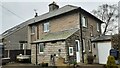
[
  {"xmin": 75, "ymin": 40, "xmax": 81, "ymax": 63},
  {"xmin": 98, "ymin": 42, "xmax": 111, "ymax": 64}
]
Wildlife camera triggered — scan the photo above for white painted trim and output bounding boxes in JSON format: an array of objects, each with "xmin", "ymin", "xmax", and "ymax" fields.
[
  {"xmin": 43, "ymin": 22, "xmax": 49, "ymax": 32},
  {"xmin": 38, "ymin": 43, "xmax": 44, "ymax": 54},
  {"xmin": 75, "ymin": 40, "xmax": 81, "ymax": 63},
  {"xmin": 69, "ymin": 47, "xmax": 73, "ymax": 56}
]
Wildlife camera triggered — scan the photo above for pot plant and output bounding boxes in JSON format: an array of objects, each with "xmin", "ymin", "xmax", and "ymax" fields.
[
  {"xmin": 87, "ymin": 52, "xmax": 94, "ymax": 64},
  {"xmin": 41, "ymin": 62, "xmax": 48, "ymax": 67}
]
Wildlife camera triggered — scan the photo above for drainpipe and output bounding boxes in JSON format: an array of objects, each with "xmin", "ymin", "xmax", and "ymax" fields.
[
  {"xmin": 79, "ymin": 7, "xmax": 84, "ymax": 63},
  {"xmin": 36, "ymin": 44, "xmax": 38, "ymax": 65}
]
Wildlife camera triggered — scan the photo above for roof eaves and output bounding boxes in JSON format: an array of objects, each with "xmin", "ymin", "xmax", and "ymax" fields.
[
  {"xmin": 31, "ymin": 38, "xmax": 65, "ymax": 44},
  {"xmin": 32, "ymin": 28, "xmax": 79, "ymax": 43},
  {"xmin": 91, "ymin": 35, "xmax": 112, "ymax": 42},
  {"xmin": 91, "ymin": 39, "xmax": 111, "ymax": 42}
]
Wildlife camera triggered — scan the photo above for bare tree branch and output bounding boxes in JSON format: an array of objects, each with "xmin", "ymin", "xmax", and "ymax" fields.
[{"xmin": 91, "ymin": 4, "xmax": 118, "ymax": 35}]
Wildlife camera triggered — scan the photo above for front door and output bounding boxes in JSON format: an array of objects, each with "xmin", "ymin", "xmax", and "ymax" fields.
[{"xmin": 75, "ymin": 40, "xmax": 81, "ymax": 63}]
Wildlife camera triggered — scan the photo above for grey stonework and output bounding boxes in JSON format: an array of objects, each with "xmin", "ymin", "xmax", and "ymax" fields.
[
  {"xmin": 29, "ymin": 4, "xmax": 103, "ymax": 65},
  {"xmin": 31, "ymin": 41, "xmax": 67, "ymax": 65}
]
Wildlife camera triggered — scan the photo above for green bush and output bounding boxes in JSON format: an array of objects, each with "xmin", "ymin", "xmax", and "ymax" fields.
[{"xmin": 106, "ymin": 56, "xmax": 118, "ymax": 68}]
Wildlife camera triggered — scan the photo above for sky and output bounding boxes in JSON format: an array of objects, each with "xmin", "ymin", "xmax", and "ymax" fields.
[{"xmin": 0, "ymin": 0, "xmax": 120, "ymax": 34}]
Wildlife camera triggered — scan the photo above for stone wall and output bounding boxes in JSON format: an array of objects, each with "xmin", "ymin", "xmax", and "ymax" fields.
[
  {"xmin": 30, "ymin": 8, "xmax": 102, "ymax": 64},
  {"xmin": 31, "ymin": 44, "xmax": 36, "ymax": 64},
  {"xmin": 28, "ymin": 11, "xmax": 79, "ymax": 44},
  {"xmin": 31, "ymin": 41, "xmax": 67, "ymax": 65},
  {"xmin": 65, "ymin": 30, "xmax": 80, "ymax": 63}
]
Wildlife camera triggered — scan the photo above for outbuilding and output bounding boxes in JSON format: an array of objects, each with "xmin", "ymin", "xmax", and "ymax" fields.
[{"xmin": 91, "ymin": 35, "xmax": 112, "ymax": 64}]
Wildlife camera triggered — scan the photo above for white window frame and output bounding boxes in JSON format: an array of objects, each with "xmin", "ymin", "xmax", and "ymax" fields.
[
  {"xmin": 44, "ymin": 22, "xmax": 49, "ymax": 32},
  {"xmin": 82, "ymin": 39, "xmax": 86, "ymax": 52},
  {"xmin": 69, "ymin": 47, "xmax": 74, "ymax": 56},
  {"xmin": 82, "ymin": 15, "xmax": 87, "ymax": 27},
  {"xmin": 97, "ymin": 23, "xmax": 100, "ymax": 32},
  {"xmin": 20, "ymin": 43, "xmax": 25, "ymax": 50},
  {"xmin": 75, "ymin": 40, "xmax": 80, "ymax": 52},
  {"xmin": 39, "ymin": 43, "xmax": 45, "ymax": 54}
]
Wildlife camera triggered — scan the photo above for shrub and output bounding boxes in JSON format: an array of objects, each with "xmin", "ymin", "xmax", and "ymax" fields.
[{"xmin": 106, "ymin": 55, "xmax": 118, "ymax": 68}]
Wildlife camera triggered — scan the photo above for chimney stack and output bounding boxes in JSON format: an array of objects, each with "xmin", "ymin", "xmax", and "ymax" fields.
[{"xmin": 49, "ymin": 1, "xmax": 59, "ymax": 12}]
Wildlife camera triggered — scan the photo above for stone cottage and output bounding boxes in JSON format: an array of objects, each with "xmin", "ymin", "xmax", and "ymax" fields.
[{"xmin": 28, "ymin": 2, "xmax": 103, "ymax": 65}]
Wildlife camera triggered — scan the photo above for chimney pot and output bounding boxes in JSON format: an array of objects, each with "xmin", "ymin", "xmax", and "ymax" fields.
[{"xmin": 35, "ymin": 13, "xmax": 38, "ymax": 17}]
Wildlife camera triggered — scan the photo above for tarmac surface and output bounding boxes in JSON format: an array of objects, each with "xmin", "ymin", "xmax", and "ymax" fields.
[{"xmin": 1, "ymin": 62, "xmax": 105, "ymax": 68}]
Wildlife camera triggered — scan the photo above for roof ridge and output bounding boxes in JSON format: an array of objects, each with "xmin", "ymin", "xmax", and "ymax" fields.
[
  {"xmin": 65, "ymin": 5, "xmax": 79, "ymax": 8},
  {"xmin": 36, "ymin": 4, "xmax": 78, "ymax": 18}
]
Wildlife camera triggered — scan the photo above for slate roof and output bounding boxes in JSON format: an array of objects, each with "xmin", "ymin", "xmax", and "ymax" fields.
[
  {"xmin": 2, "ymin": 5, "xmax": 103, "ymax": 37},
  {"xmin": 91, "ymin": 35, "xmax": 112, "ymax": 42},
  {"xmin": 29, "ymin": 5, "xmax": 103, "ymax": 25},
  {"xmin": 33, "ymin": 28, "xmax": 79, "ymax": 43}
]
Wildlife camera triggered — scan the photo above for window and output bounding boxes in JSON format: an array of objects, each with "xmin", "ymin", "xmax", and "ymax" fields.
[
  {"xmin": 69, "ymin": 47, "xmax": 73, "ymax": 56},
  {"xmin": 44, "ymin": 22, "xmax": 49, "ymax": 32},
  {"xmin": 82, "ymin": 39, "xmax": 86, "ymax": 52},
  {"xmin": 88, "ymin": 40, "xmax": 92, "ymax": 52},
  {"xmin": 31, "ymin": 25, "xmax": 35, "ymax": 34},
  {"xmin": 82, "ymin": 16, "xmax": 87, "ymax": 27},
  {"xmin": 39, "ymin": 43, "xmax": 45, "ymax": 54},
  {"xmin": 20, "ymin": 43, "xmax": 25, "ymax": 50},
  {"xmin": 97, "ymin": 23, "xmax": 100, "ymax": 32},
  {"xmin": 75, "ymin": 40, "xmax": 80, "ymax": 52},
  {"xmin": 90, "ymin": 25, "xmax": 93, "ymax": 36},
  {"xmin": 93, "ymin": 43, "xmax": 96, "ymax": 48}
]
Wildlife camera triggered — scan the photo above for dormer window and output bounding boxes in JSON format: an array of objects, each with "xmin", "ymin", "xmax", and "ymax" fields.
[
  {"xmin": 82, "ymin": 15, "xmax": 87, "ymax": 27},
  {"xmin": 44, "ymin": 22, "xmax": 49, "ymax": 32}
]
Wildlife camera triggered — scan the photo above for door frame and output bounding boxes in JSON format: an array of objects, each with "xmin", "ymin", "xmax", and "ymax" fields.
[{"xmin": 75, "ymin": 40, "xmax": 81, "ymax": 63}]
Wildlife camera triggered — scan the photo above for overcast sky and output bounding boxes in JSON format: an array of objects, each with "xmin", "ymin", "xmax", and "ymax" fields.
[{"xmin": 0, "ymin": 0, "xmax": 120, "ymax": 34}]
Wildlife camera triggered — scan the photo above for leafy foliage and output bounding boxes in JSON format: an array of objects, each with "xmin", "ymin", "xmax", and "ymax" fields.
[{"xmin": 106, "ymin": 56, "xmax": 118, "ymax": 68}]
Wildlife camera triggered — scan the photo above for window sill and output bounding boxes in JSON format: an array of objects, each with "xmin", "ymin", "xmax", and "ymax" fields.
[
  {"xmin": 83, "ymin": 50, "xmax": 85, "ymax": 53},
  {"xmin": 97, "ymin": 30, "xmax": 100, "ymax": 32},
  {"xmin": 38, "ymin": 53, "xmax": 45, "ymax": 56},
  {"xmin": 89, "ymin": 50, "xmax": 92, "ymax": 52},
  {"xmin": 82, "ymin": 26, "xmax": 87, "ymax": 28},
  {"xmin": 39, "ymin": 52, "xmax": 44, "ymax": 54},
  {"xmin": 31, "ymin": 33, "xmax": 35, "ymax": 35},
  {"xmin": 44, "ymin": 31, "xmax": 49, "ymax": 33}
]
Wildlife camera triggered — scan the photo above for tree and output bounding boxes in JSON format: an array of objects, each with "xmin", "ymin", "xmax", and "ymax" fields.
[
  {"xmin": 111, "ymin": 33, "xmax": 120, "ymax": 59},
  {"xmin": 92, "ymin": 4, "xmax": 118, "ymax": 35}
]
